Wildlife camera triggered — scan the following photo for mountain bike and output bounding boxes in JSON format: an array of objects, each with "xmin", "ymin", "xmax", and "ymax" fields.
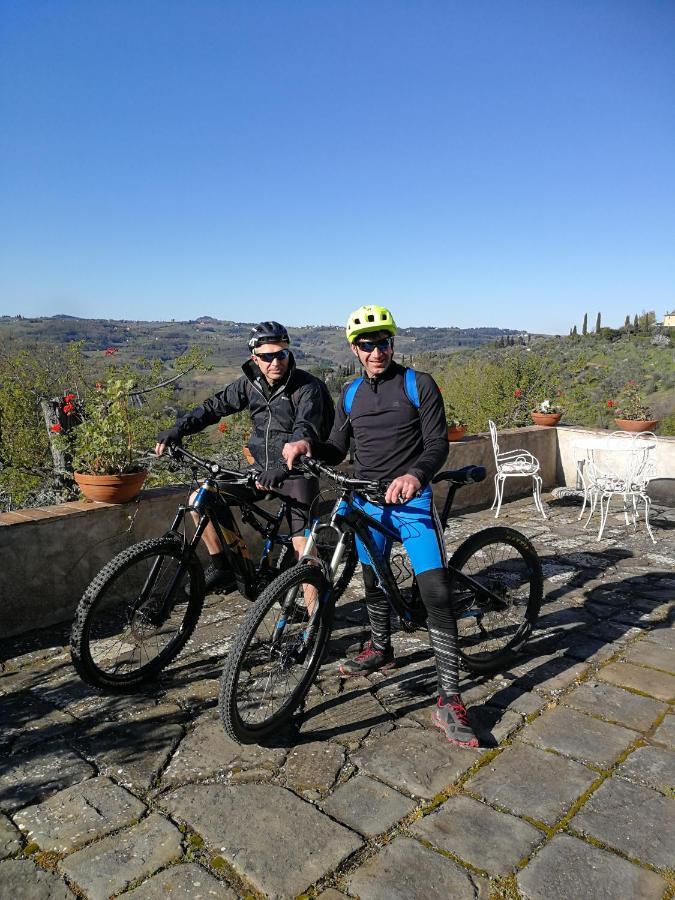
[
  {"xmin": 219, "ymin": 458, "xmax": 543, "ymax": 744},
  {"xmin": 70, "ymin": 446, "xmax": 356, "ymax": 692}
]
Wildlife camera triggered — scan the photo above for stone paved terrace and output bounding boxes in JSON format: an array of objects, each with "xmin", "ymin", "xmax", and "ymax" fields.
[{"xmin": 1, "ymin": 494, "xmax": 673, "ymax": 899}]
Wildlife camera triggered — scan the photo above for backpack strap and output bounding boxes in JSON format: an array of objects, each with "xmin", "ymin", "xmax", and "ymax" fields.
[
  {"xmin": 343, "ymin": 377, "xmax": 364, "ymax": 416},
  {"xmin": 403, "ymin": 367, "xmax": 420, "ymax": 409}
]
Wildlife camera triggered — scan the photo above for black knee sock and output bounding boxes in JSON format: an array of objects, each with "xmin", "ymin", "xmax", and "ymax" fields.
[{"xmin": 362, "ymin": 564, "xmax": 392, "ymax": 652}]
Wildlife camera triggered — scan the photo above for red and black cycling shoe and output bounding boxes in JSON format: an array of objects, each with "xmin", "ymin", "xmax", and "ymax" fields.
[
  {"xmin": 432, "ymin": 695, "xmax": 479, "ymax": 747},
  {"xmin": 339, "ymin": 640, "xmax": 395, "ymax": 677}
]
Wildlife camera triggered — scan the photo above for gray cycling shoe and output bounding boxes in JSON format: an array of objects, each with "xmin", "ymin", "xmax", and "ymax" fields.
[
  {"xmin": 339, "ymin": 641, "xmax": 394, "ymax": 676},
  {"xmin": 432, "ymin": 695, "xmax": 479, "ymax": 747}
]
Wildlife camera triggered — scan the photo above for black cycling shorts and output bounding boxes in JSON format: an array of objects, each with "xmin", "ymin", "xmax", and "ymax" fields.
[{"xmin": 273, "ymin": 474, "xmax": 320, "ymax": 536}]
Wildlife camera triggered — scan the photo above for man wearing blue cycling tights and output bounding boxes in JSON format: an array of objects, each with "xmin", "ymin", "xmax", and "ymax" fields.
[{"xmin": 282, "ymin": 305, "xmax": 478, "ymax": 748}]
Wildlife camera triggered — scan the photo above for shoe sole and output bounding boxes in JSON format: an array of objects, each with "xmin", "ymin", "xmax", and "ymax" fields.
[
  {"xmin": 432, "ymin": 711, "xmax": 479, "ymax": 748},
  {"xmin": 339, "ymin": 659, "xmax": 395, "ymax": 677}
]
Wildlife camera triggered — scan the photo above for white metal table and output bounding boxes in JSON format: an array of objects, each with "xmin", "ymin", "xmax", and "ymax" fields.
[{"xmin": 572, "ymin": 435, "xmax": 657, "ymax": 542}]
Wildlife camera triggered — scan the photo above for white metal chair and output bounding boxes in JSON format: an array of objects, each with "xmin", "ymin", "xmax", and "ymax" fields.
[
  {"xmin": 583, "ymin": 431, "xmax": 656, "ymax": 543},
  {"xmin": 488, "ymin": 420, "xmax": 546, "ymax": 518}
]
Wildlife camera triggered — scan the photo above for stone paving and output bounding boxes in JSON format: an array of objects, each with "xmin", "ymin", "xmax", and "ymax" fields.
[{"xmin": 1, "ymin": 495, "xmax": 674, "ymax": 899}]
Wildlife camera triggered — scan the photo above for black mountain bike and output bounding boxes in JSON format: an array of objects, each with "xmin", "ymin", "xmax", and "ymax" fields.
[
  {"xmin": 219, "ymin": 459, "xmax": 543, "ymax": 744},
  {"xmin": 70, "ymin": 446, "xmax": 356, "ymax": 692}
]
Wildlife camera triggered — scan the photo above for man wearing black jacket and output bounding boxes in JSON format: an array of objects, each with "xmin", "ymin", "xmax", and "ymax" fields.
[
  {"xmin": 156, "ymin": 321, "xmax": 327, "ymax": 593},
  {"xmin": 283, "ymin": 305, "xmax": 478, "ymax": 748}
]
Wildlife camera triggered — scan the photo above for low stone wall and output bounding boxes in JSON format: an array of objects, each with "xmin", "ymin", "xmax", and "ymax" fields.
[{"xmin": 3, "ymin": 424, "xmax": 672, "ymax": 638}]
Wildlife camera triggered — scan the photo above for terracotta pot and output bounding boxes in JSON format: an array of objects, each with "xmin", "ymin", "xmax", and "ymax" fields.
[
  {"xmin": 74, "ymin": 471, "xmax": 148, "ymax": 503},
  {"xmin": 613, "ymin": 418, "xmax": 659, "ymax": 433},
  {"xmin": 447, "ymin": 425, "xmax": 466, "ymax": 441},
  {"xmin": 531, "ymin": 411, "xmax": 562, "ymax": 427}
]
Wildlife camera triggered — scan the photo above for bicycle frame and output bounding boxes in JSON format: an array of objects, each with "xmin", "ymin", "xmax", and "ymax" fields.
[
  {"xmin": 300, "ymin": 478, "xmax": 509, "ymax": 629},
  {"xmin": 135, "ymin": 474, "xmax": 296, "ymax": 622}
]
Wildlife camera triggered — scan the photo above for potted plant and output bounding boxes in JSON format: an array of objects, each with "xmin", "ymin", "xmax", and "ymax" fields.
[
  {"xmin": 609, "ymin": 382, "xmax": 659, "ymax": 432},
  {"xmin": 51, "ymin": 377, "xmax": 154, "ymax": 502},
  {"xmin": 445, "ymin": 411, "xmax": 467, "ymax": 441},
  {"xmin": 531, "ymin": 399, "xmax": 563, "ymax": 427}
]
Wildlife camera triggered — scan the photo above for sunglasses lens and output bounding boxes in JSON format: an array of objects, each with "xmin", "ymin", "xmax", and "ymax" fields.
[
  {"xmin": 257, "ymin": 349, "xmax": 289, "ymax": 362},
  {"xmin": 357, "ymin": 338, "xmax": 391, "ymax": 352}
]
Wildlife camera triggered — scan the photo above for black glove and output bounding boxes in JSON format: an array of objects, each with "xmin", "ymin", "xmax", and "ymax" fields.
[
  {"xmin": 156, "ymin": 426, "xmax": 182, "ymax": 447},
  {"xmin": 256, "ymin": 467, "xmax": 290, "ymax": 490}
]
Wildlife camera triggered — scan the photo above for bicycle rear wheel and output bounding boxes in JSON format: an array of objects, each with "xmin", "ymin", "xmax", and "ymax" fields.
[
  {"xmin": 449, "ymin": 527, "xmax": 542, "ymax": 674},
  {"xmin": 70, "ymin": 536, "xmax": 205, "ymax": 691},
  {"xmin": 219, "ymin": 562, "xmax": 333, "ymax": 744}
]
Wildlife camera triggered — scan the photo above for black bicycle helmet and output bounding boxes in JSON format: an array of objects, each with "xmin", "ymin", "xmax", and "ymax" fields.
[{"xmin": 248, "ymin": 321, "xmax": 290, "ymax": 350}]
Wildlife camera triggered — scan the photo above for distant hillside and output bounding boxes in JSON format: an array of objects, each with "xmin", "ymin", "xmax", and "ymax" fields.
[{"xmin": 0, "ymin": 314, "xmax": 524, "ymax": 372}]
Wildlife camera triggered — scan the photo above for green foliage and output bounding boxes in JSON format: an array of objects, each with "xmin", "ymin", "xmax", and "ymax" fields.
[
  {"xmin": 437, "ymin": 350, "xmax": 559, "ymax": 432},
  {"xmin": 0, "ymin": 341, "xmax": 210, "ymax": 507}
]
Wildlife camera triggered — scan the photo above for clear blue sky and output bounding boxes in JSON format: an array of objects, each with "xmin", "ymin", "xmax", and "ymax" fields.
[{"xmin": 1, "ymin": 1, "xmax": 673, "ymax": 334}]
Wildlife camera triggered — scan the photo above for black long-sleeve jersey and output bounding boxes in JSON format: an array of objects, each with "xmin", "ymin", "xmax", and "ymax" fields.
[{"xmin": 315, "ymin": 361, "xmax": 449, "ymax": 488}]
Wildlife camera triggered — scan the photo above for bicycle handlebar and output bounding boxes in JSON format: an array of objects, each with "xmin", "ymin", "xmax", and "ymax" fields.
[
  {"xmin": 166, "ymin": 444, "xmax": 254, "ymax": 484},
  {"xmin": 296, "ymin": 455, "xmax": 388, "ymax": 501}
]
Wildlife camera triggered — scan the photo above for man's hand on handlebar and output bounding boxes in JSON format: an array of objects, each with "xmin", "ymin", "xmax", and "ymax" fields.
[
  {"xmin": 282, "ymin": 439, "xmax": 312, "ymax": 469},
  {"xmin": 155, "ymin": 426, "xmax": 182, "ymax": 457},
  {"xmin": 385, "ymin": 473, "xmax": 422, "ymax": 505},
  {"xmin": 255, "ymin": 467, "xmax": 290, "ymax": 491}
]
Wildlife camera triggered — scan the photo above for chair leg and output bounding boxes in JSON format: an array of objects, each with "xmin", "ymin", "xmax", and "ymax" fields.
[
  {"xmin": 490, "ymin": 474, "xmax": 499, "ymax": 511},
  {"xmin": 643, "ymin": 495, "xmax": 656, "ymax": 544},
  {"xmin": 533, "ymin": 474, "xmax": 546, "ymax": 519},
  {"xmin": 597, "ymin": 493, "xmax": 611, "ymax": 541},
  {"xmin": 583, "ymin": 491, "xmax": 597, "ymax": 530},
  {"xmin": 494, "ymin": 476, "xmax": 505, "ymax": 518}
]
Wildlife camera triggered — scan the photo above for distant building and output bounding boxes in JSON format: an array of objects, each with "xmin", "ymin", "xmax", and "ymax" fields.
[{"xmin": 664, "ymin": 311, "xmax": 675, "ymax": 327}]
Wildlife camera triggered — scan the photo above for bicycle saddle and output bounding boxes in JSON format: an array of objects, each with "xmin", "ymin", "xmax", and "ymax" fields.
[{"xmin": 432, "ymin": 465, "xmax": 486, "ymax": 485}]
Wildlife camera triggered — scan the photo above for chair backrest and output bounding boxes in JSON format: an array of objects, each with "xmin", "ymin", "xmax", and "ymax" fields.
[{"xmin": 488, "ymin": 420, "xmax": 500, "ymax": 464}]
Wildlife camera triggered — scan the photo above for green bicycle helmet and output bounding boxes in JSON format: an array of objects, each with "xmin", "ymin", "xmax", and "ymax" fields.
[{"xmin": 345, "ymin": 305, "xmax": 397, "ymax": 343}]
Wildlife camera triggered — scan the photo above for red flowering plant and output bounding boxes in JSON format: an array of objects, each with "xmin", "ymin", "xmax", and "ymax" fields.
[
  {"xmin": 609, "ymin": 382, "xmax": 654, "ymax": 421},
  {"xmin": 50, "ymin": 347, "xmax": 210, "ymax": 477}
]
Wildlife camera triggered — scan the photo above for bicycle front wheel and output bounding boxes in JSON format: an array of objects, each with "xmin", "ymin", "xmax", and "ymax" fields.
[
  {"xmin": 70, "ymin": 536, "xmax": 205, "ymax": 692},
  {"xmin": 449, "ymin": 527, "xmax": 542, "ymax": 675},
  {"xmin": 219, "ymin": 562, "xmax": 333, "ymax": 744}
]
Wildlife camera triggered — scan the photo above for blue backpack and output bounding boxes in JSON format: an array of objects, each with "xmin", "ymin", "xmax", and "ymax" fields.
[{"xmin": 343, "ymin": 367, "xmax": 420, "ymax": 416}]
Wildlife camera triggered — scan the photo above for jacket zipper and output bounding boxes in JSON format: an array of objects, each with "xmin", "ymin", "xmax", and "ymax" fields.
[{"xmin": 250, "ymin": 378, "xmax": 288, "ymax": 470}]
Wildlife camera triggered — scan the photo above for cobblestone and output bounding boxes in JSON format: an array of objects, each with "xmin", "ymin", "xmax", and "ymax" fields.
[
  {"xmin": 1, "ymin": 496, "xmax": 673, "ymax": 897},
  {"xmin": 517, "ymin": 832, "xmax": 668, "ymax": 900},
  {"xmin": 163, "ymin": 783, "xmax": 362, "ymax": 897},
  {"xmin": 465, "ymin": 743, "xmax": 597, "ymax": 826},
  {"xmin": 614, "ymin": 744, "xmax": 675, "ymax": 794},
  {"xmin": 122, "ymin": 862, "xmax": 236, "ymax": 898},
  {"xmin": 320, "ymin": 774, "xmax": 417, "ymax": 836},
  {"xmin": 59, "ymin": 813, "xmax": 183, "ymax": 899},
  {"xmin": 411, "ymin": 794, "xmax": 543, "ymax": 876},
  {"xmin": 13, "ymin": 776, "xmax": 146, "ymax": 853},
  {"xmin": 561, "ymin": 679, "xmax": 667, "ymax": 731},
  {"xmin": 516, "ymin": 705, "xmax": 639, "ymax": 768},
  {"xmin": 570, "ymin": 776, "xmax": 675, "ymax": 870},
  {"xmin": 347, "ymin": 836, "xmax": 481, "ymax": 900}
]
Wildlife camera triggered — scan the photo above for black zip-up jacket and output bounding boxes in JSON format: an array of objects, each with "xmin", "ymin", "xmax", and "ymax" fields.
[
  {"xmin": 170, "ymin": 353, "xmax": 326, "ymax": 469},
  {"xmin": 315, "ymin": 361, "xmax": 449, "ymax": 488}
]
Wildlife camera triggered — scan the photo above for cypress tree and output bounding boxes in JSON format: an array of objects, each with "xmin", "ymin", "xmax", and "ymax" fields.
[
  {"xmin": 624, "ymin": 315, "xmax": 630, "ymax": 329},
  {"xmin": 634, "ymin": 314, "xmax": 639, "ymax": 331},
  {"xmin": 582, "ymin": 313, "xmax": 588, "ymax": 335},
  {"xmin": 595, "ymin": 312, "xmax": 601, "ymax": 332},
  {"xmin": 572, "ymin": 325, "xmax": 577, "ymax": 336}
]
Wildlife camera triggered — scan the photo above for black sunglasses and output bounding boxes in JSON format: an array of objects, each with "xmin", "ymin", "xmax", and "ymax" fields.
[
  {"xmin": 355, "ymin": 337, "xmax": 393, "ymax": 353},
  {"xmin": 254, "ymin": 348, "xmax": 290, "ymax": 363}
]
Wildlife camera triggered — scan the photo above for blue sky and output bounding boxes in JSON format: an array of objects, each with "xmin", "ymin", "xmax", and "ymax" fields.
[{"xmin": 1, "ymin": 1, "xmax": 673, "ymax": 334}]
